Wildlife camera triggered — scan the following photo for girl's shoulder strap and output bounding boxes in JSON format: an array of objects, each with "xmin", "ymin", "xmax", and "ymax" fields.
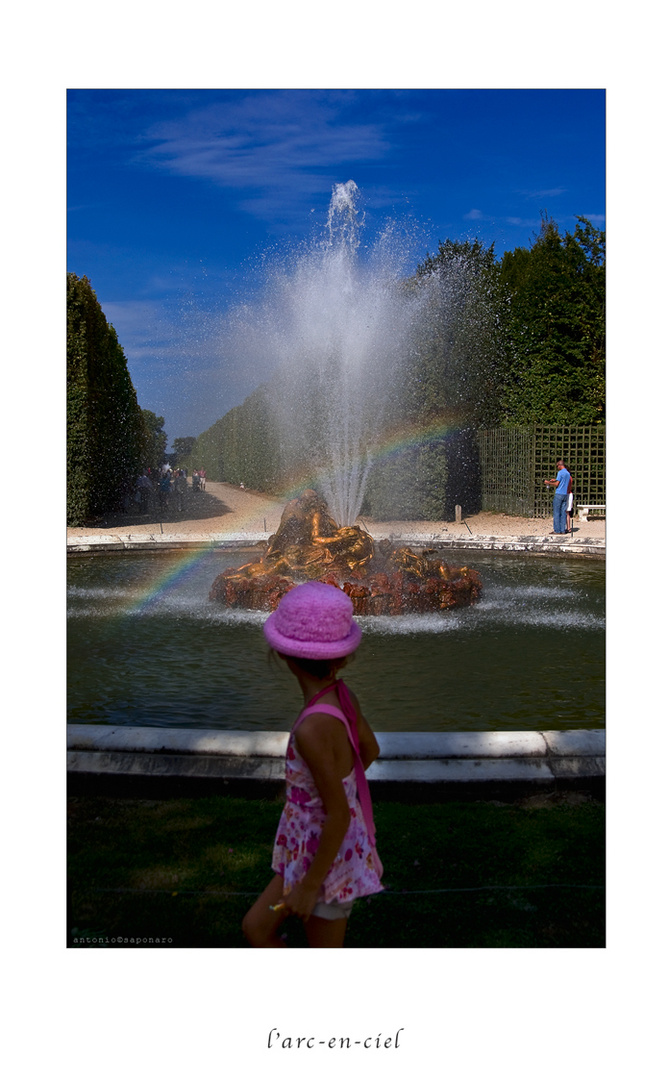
[
  {"xmin": 293, "ymin": 702, "xmax": 353, "ymax": 741},
  {"xmin": 298, "ymin": 703, "xmax": 347, "ymax": 719},
  {"xmin": 294, "ymin": 681, "xmax": 358, "ymax": 742}
]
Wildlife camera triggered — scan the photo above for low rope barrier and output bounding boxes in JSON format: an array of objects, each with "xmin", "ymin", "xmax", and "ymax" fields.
[{"xmin": 87, "ymin": 883, "xmax": 603, "ymax": 897}]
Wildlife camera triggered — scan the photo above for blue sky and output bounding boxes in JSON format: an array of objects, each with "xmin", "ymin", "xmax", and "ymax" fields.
[{"xmin": 67, "ymin": 88, "xmax": 605, "ymax": 448}]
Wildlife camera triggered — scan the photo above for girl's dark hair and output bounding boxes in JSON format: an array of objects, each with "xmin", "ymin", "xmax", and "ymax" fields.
[{"xmin": 269, "ymin": 649, "xmax": 350, "ymax": 680}]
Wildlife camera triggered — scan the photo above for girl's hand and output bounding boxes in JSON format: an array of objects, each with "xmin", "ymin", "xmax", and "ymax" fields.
[{"xmin": 283, "ymin": 882, "xmax": 320, "ymax": 922}]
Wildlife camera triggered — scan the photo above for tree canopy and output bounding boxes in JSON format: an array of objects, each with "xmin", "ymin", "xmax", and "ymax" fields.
[
  {"xmin": 410, "ymin": 237, "xmax": 507, "ymax": 430},
  {"xmin": 499, "ymin": 215, "xmax": 605, "ymax": 424},
  {"xmin": 140, "ymin": 409, "xmax": 168, "ymax": 471},
  {"xmin": 172, "ymin": 436, "xmax": 197, "ymax": 463}
]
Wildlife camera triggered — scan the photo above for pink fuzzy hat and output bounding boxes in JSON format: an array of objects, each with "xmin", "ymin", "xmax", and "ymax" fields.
[{"xmin": 263, "ymin": 581, "xmax": 362, "ymax": 659}]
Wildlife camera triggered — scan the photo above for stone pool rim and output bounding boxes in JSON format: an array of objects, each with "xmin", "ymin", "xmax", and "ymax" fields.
[
  {"xmin": 67, "ymin": 725, "xmax": 605, "ymax": 801},
  {"xmin": 67, "ymin": 532, "xmax": 605, "ymax": 559}
]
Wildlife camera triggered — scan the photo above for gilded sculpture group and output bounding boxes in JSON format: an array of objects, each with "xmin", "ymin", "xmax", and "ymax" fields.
[{"xmin": 210, "ymin": 489, "xmax": 481, "ymax": 615}]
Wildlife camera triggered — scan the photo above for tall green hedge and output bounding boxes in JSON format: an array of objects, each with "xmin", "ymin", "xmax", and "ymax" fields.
[
  {"xmin": 67, "ymin": 273, "xmax": 145, "ymax": 524},
  {"xmin": 188, "ymin": 383, "xmax": 282, "ymax": 490}
]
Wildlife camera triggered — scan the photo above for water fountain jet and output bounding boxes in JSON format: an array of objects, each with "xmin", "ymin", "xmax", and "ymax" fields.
[
  {"xmin": 229, "ymin": 180, "xmax": 425, "ymax": 525},
  {"xmin": 212, "ymin": 184, "xmax": 482, "ymax": 613}
]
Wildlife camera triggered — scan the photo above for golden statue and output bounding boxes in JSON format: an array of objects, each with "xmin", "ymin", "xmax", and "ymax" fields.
[
  {"xmin": 264, "ymin": 489, "xmax": 374, "ymax": 576},
  {"xmin": 210, "ymin": 489, "xmax": 482, "ymax": 614}
]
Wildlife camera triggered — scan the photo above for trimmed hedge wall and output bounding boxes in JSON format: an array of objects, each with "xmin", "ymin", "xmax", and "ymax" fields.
[{"xmin": 67, "ymin": 274, "xmax": 145, "ymax": 525}]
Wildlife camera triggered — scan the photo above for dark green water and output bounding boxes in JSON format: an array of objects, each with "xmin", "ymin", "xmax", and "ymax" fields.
[{"xmin": 67, "ymin": 548, "xmax": 604, "ymax": 732}]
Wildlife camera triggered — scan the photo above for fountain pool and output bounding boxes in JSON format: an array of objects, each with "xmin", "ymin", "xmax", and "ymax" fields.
[{"xmin": 67, "ymin": 547, "xmax": 604, "ymax": 733}]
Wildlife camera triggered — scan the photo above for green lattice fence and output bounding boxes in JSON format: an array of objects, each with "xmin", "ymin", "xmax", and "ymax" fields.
[
  {"xmin": 477, "ymin": 425, "xmax": 606, "ymax": 518},
  {"xmin": 477, "ymin": 427, "xmax": 535, "ymax": 516}
]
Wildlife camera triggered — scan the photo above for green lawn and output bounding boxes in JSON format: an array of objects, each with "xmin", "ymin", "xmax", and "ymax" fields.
[{"xmin": 68, "ymin": 791, "xmax": 604, "ymax": 948}]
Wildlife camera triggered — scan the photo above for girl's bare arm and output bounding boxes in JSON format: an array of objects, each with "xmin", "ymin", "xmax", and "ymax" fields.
[
  {"xmin": 286, "ymin": 715, "xmax": 352, "ymax": 920},
  {"xmin": 347, "ymin": 688, "xmax": 380, "ymax": 769}
]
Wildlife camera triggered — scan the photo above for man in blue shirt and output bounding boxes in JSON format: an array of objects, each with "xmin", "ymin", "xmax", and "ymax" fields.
[{"xmin": 544, "ymin": 459, "xmax": 571, "ymax": 534}]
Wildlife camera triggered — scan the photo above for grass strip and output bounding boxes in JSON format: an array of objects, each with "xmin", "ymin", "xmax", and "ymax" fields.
[{"xmin": 68, "ymin": 791, "xmax": 604, "ymax": 948}]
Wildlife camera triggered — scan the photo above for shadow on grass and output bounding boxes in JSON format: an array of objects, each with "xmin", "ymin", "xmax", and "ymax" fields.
[
  {"xmin": 68, "ymin": 793, "xmax": 605, "ymax": 949},
  {"xmin": 81, "ymin": 489, "xmax": 234, "ymax": 530}
]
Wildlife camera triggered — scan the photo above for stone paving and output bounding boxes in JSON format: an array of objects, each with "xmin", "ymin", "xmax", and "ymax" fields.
[{"xmin": 67, "ymin": 480, "xmax": 605, "ymax": 555}]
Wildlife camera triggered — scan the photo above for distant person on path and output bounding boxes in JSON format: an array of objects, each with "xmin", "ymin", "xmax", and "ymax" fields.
[
  {"xmin": 242, "ymin": 582, "xmax": 383, "ymax": 948},
  {"xmin": 566, "ymin": 472, "xmax": 575, "ymax": 533},
  {"xmin": 199, "ymin": 468, "xmax": 206, "ymax": 491},
  {"xmin": 192, "ymin": 469, "xmax": 200, "ymax": 492},
  {"xmin": 137, "ymin": 472, "xmax": 152, "ymax": 514},
  {"xmin": 159, "ymin": 471, "xmax": 171, "ymax": 509},
  {"xmin": 174, "ymin": 469, "xmax": 188, "ymax": 511},
  {"xmin": 544, "ymin": 459, "xmax": 571, "ymax": 534}
]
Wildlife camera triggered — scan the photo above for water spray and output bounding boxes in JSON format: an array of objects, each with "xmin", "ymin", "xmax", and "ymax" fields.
[{"xmin": 231, "ymin": 180, "xmax": 429, "ymax": 526}]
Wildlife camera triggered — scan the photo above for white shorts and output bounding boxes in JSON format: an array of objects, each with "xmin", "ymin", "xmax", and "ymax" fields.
[{"xmin": 311, "ymin": 898, "xmax": 355, "ymax": 921}]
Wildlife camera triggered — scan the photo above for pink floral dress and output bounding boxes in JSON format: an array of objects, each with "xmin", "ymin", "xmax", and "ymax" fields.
[{"xmin": 271, "ymin": 695, "xmax": 384, "ymax": 906}]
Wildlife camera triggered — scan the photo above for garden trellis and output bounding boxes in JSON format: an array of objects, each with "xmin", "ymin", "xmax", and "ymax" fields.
[{"xmin": 477, "ymin": 425, "xmax": 605, "ymax": 518}]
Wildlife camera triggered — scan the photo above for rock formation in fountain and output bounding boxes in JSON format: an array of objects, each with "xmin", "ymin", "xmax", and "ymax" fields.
[{"xmin": 209, "ymin": 490, "xmax": 482, "ymax": 615}]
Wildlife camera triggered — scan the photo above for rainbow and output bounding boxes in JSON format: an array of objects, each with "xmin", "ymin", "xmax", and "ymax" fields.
[
  {"xmin": 274, "ymin": 417, "xmax": 458, "ymax": 501},
  {"xmin": 125, "ymin": 546, "xmax": 216, "ymax": 617},
  {"xmin": 125, "ymin": 418, "xmax": 458, "ymax": 614}
]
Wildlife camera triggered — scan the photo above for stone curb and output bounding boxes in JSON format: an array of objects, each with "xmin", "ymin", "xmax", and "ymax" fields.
[
  {"xmin": 67, "ymin": 533, "xmax": 605, "ymax": 558},
  {"xmin": 66, "ymin": 536, "xmax": 258, "ymax": 551},
  {"xmin": 67, "ymin": 725, "xmax": 605, "ymax": 787}
]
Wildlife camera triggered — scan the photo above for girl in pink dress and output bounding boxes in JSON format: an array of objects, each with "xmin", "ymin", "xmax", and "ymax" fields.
[{"xmin": 242, "ymin": 581, "xmax": 383, "ymax": 948}]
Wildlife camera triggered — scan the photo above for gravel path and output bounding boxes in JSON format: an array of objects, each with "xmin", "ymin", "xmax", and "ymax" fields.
[{"xmin": 66, "ymin": 481, "xmax": 605, "ymax": 542}]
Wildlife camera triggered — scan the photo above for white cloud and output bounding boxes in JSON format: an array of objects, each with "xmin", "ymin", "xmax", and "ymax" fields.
[
  {"xmin": 135, "ymin": 91, "xmax": 392, "ymax": 221},
  {"xmin": 464, "ymin": 208, "xmax": 483, "ymax": 220},
  {"xmin": 519, "ymin": 187, "xmax": 567, "ymax": 198},
  {"xmin": 505, "ymin": 216, "xmax": 543, "ymax": 227}
]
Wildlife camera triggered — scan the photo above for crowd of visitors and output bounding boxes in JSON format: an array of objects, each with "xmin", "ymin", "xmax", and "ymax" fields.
[{"xmin": 131, "ymin": 465, "xmax": 207, "ymax": 514}]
